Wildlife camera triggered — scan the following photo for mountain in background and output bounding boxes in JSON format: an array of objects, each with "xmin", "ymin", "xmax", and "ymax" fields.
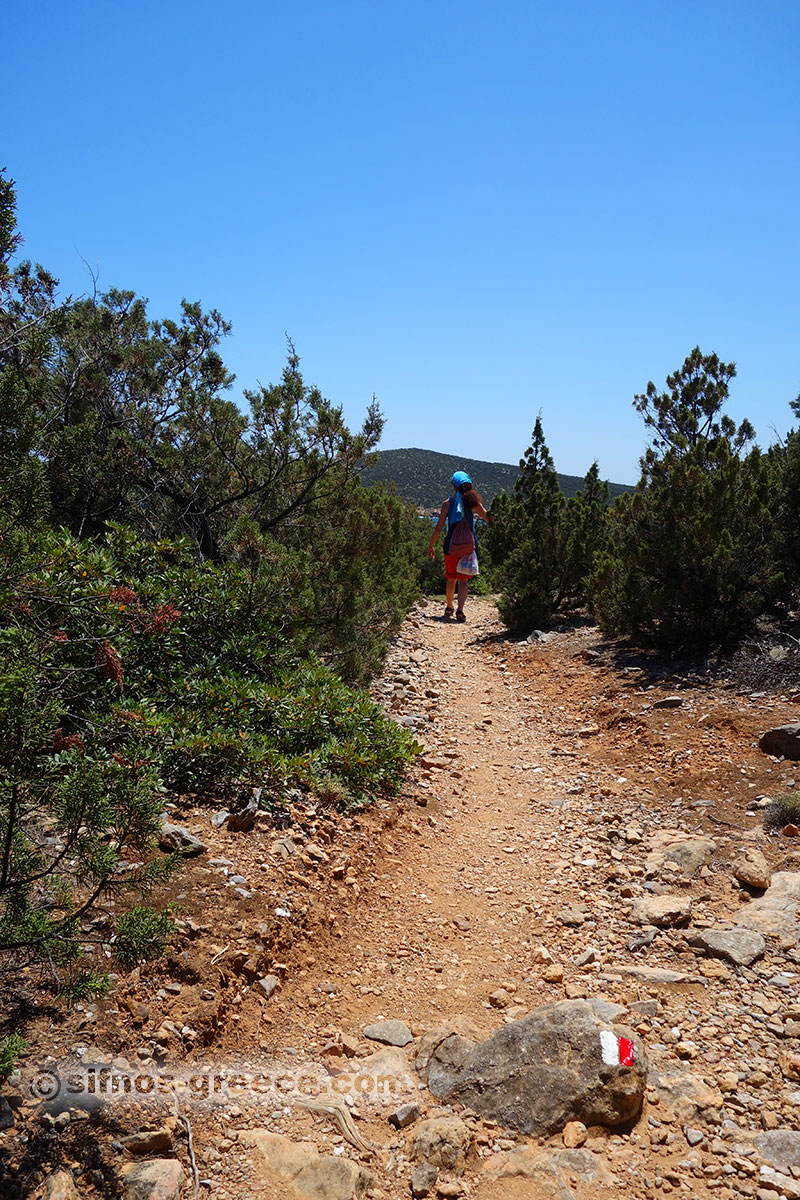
[{"xmin": 361, "ymin": 447, "xmax": 633, "ymax": 509}]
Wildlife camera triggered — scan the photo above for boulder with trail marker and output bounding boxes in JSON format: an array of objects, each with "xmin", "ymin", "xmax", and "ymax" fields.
[{"xmin": 418, "ymin": 999, "xmax": 646, "ymax": 1137}]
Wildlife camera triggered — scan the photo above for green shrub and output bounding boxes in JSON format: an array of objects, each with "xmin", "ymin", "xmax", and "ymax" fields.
[
  {"xmin": 0, "ymin": 524, "xmax": 418, "ymax": 991},
  {"xmin": 765, "ymin": 399, "xmax": 800, "ymax": 589},
  {"xmin": 56, "ymin": 970, "xmax": 111, "ymax": 1007},
  {"xmin": 114, "ymin": 905, "xmax": 176, "ymax": 969},
  {"xmin": 0, "ymin": 537, "xmax": 174, "ymax": 984},
  {"xmin": 263, "ymin": 482, "xmax": 429, "ymax": 684},
  {"xmin": 486, "ymin": 420, "xmax": 564, "ymax": 630},
  {"xmin": 0, "ymin": 1033, "xmax": 28, "ymax": 1077}
]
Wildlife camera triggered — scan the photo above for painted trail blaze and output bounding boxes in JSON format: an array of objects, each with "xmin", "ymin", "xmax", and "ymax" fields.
[{"xmin": 599, "ymin": 1030, "xmax": 635, "ymax": 1066}]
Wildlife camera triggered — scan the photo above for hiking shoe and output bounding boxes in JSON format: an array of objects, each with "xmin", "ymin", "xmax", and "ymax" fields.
[
  {"xmin": 444, "ymin": 606, "xmax": 454, "ymax": 619},
  {"xmin": 456, "ymin": 609, "xmax": 466, "ymax": 622}
]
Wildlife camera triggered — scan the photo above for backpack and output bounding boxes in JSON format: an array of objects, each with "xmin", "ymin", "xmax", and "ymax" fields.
[{"xmin": 448, "ymin": 516, "xmax": 475, "ymax": 558}]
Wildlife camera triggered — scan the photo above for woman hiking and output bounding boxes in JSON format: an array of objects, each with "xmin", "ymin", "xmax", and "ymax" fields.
[{"xmin": 427, "ymin": 471, "xmax": 490, "ymax": 622}]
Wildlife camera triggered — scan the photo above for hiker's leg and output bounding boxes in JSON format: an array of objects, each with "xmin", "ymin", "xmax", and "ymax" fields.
[
  {"xmin": 456, "ymin": 579, "xmax": 468, "ymax": 611},
  {"xmin": 445, "ymin": 578, "xmax": 456, "ymax": 609}
]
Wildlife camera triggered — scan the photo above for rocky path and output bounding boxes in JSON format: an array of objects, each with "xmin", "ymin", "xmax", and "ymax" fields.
[
  {"xmin": 12, "ymin": 597, "xmax": 800, "ymax": 1200},
  {"xmin": 221, "ymin": 597, "xmax": 800, "ymax": 1200}
]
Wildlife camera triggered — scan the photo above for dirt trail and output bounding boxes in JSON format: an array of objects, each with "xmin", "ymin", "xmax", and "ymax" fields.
[
  {"xmin": 10, "ymin": 597, "xmax": 800, "ymax": 1200},
  {"xmin": 226, "ymin": 596, "xmax": 800, "ymax": 1200},
  {"xmin": 283, "ymin": 597, "xmax": 574, "ymax": 1037}
]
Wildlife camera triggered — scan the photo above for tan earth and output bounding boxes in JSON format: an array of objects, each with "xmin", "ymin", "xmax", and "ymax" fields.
[{"xmin": 6, "ymin": 597, "xmax": 800, "ymax": 1200}]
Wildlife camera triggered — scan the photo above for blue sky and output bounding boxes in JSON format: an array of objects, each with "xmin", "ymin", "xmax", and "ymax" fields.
[{"xmin": 5, "ymin": 0, "xmax": 799, "ymax": 483}]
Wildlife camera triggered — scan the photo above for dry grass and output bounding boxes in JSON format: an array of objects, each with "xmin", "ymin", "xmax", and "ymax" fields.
[
  {"xmin": 762, "ymin": 792, "xmax": 800, "ymax": 832},
  {"xmin": 725, "ymin": 635, "xmax": 800, "ymax": 694}
]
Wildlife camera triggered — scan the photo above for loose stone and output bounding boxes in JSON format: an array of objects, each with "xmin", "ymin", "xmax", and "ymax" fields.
[{"xmin": 362, "ymin": 1019, "xmax": 413, "ymax": 1047}]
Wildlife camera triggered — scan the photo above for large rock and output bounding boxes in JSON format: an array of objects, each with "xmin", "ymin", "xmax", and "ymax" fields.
[
  {"xmin": 388, "ymin": 1102, "xmax": 422, "ymax": 1129},
  {"xmin": 733, "ymin": 848, "xmax": 771, "ymax": 890},
  {"xmin": 645, "ymin": 832, "xmax": 716, "ymax": 877},
  {"xmin": 120, "ymin": 1159, "xmax": 185, "ymax": 1200},
  {"xmin": 759, "ymin": 1166, "xmax": 800, "ymax": 1200},
  {"xmin": 240, "ymin": 1130, "xmax": 373, "ymax": 1200},
  {"xmin": 158, "ymin": 822, "xmax": 206, "ymax": 856},
  {"xmin": 562, "ymin": 1121, "xmax": 588, "ymax": 1148},
  {"xmin": 409, "ymin": 1117, "xmax": 471, "ymax": 1173},
  {"xmin": 759, "ymin": 725, "xmax": 800, "ymax": 759},
  {"xmin": 292, "ymin": 1157, "xmax": 373, "ymax": 1200},
  {"xmin": 415, "ymin": 1017, "xmax": 480, "ymax": 1077},
  {"xmin": 779, "ymin": 1051, "xmax": 800, "ymax": 1081},
  {"xmin": 420, "ymin": 1000, "xmax": 647, "ymax": 1137},
  {"xmin": 257, "ymin": 974, "xmax": 279, "ymax": 998},
  {"xmin": 756, "ymin": 1130, "xmax": 800, "ymax": 1172},
  {"xmin": 226, "ymin": 796, "xmax": 258, "ymax": 832},
  {"xmin": 584, "ymin": 998, "xmax": 628, "ymax": 1022},
  {"xmin": 239, "ymin": 1131, "xmax": 310, "ymax": 1177},
  {"xmin": 410, "ymin": 1162, "xmax": 438, "ymax": 1198},
  {"xmin": 686, "ymin": 925, "xmax": 766, "ymax": 967},
  {"xmin": 736, "ymin": 872, "xmax": 800, "ymax": 943},
  {"xmin": 630, "ymin": 895, "xmax": 692, "ymax": 927}
]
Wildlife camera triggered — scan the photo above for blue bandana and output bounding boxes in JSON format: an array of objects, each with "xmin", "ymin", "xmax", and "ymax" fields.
[{"xmin": 451, "ymin": 471, "xmax": 472, "ymax": 521}]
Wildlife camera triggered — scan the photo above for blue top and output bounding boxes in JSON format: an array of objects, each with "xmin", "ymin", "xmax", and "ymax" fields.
[{"xmin": 444, "ymin": 496, "xmax": 476, "ymax": 555}]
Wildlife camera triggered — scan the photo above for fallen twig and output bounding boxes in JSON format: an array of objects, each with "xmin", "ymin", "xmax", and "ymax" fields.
[
  {"xmin": 176, "ymin": 1113, "xmax": 200, "ymax": 1198},
  {"xmin": 293, "ymin": 1096, "xmax": 380, "ymax": 1154}
]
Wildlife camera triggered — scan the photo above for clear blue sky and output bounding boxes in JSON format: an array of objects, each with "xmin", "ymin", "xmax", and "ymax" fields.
[{"xmin": 6, "ymin": 0, "xmax": 799, "ymax": 483}]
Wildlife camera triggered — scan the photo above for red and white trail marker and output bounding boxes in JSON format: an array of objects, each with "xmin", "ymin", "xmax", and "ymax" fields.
[{"xmin": 599, "ymin": 1030, "xmax": 635, "ymax": 1066}]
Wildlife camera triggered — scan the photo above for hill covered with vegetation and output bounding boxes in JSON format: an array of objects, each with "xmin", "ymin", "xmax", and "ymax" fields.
[{"xmin": 361, "ymin": 446, "xmax": 632, "ymax": 508}]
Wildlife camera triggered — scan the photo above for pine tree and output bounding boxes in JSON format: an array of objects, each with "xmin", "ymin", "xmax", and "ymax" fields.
[
  {"xmin": 766, "ymin": 395, "xmax": 800, "ymax": 586},
  {"xmin": 590, "ymin": 349, "xmax": 780, "ymax": 647},
  {"xmin": 559, "ymin": 462, "xmax": 610, "ymax": 610},
  {"xmin": 489, "ymin": 418, "xmax": 566, "ymax": 630}
]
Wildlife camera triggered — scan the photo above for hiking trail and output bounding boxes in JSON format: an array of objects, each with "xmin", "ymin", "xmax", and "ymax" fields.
[{"xmin": 11, "ymin": 597, "xmax": 800, "ymax": 1200}]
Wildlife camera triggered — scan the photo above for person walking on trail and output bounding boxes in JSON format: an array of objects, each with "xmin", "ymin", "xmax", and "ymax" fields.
[{"xmin": 427, "ymin": 471, "xmax": 490, "ymax": 622}]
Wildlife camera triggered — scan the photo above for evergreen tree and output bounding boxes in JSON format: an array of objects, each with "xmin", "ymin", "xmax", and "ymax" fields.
[
  {"xmin": 486, "ymin": 425, "xmax": 612, "ymax": 632},
  {"xmin": 590, "ymin": 349, "xmax": 780, "ymax": 647},
  {"xmin": 559, "ymin": 462, "xmax": 610, "ymax": 609},
  {"xmin": 766, "ymin": 395, "xmax": 800, "ymax": 585},
  {"xmin": 489, "ymin": 417, "xmax": 566, "ymax": 630}
]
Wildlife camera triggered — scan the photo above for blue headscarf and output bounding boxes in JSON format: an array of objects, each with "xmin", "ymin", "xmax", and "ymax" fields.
[{"xmin": 451, "ymin": 471, "xmax": 472, "ymax": 523}]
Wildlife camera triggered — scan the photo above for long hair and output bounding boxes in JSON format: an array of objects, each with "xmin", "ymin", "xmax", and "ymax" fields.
[{"xmin": 461, "ymin": 487, "xmax": 483, "ymax": 511}]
